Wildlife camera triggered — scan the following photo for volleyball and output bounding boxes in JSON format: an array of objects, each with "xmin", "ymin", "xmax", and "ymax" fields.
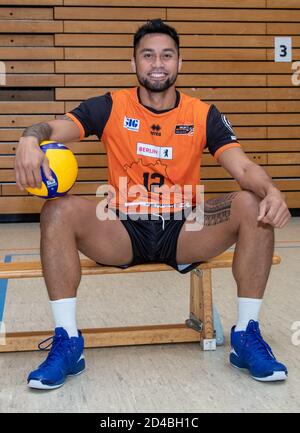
[{"xmin": 26, "ymin": 141, "xmax": 78, "ymax": 199}]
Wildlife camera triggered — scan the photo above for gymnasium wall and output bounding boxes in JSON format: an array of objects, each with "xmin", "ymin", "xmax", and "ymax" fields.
[{"xmin": 0, "ymin": 0, "xmax": 300, "ymax": 215}]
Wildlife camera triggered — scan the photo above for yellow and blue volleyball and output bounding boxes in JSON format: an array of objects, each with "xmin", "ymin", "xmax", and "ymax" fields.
[{"xmin": 26, "ymin": 141, "xmax": 78, "ymax": 199}]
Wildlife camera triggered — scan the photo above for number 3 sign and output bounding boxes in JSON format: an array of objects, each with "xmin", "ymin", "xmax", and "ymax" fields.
[{"xmin": 275, "ymin": 37, "xmax": 292, "ymax": 62}]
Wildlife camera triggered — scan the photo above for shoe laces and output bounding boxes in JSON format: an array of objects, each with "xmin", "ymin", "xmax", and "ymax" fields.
[
  {"xmin": 38, "ymin": 334, "xmax": 68, "ymax": 366},
  {"xmin": 245, "ymin": 321, "xmax": 275, "ymax": 361}
]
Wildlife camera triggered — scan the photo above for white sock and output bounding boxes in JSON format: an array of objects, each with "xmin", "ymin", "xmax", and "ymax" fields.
[
  {"xmin": 235, "ymin": 297, "xmax": 263, "ymax": 332},
  {"xmin": 50, "ymin": 297, "xmax": 78, "ymax": 338}
]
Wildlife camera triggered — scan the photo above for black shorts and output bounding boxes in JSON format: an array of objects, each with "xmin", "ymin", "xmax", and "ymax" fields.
[{"xmin": 114, "ymin": 208, "xmax": 201, "ymax": 274}]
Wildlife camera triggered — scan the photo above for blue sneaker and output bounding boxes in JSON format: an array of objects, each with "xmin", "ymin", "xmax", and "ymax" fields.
[
  {"xmin": 27, "ymin": 327, "xmax": 85, "ymax": 389},
  {"xmin": 230, "ymin": 320, "xmax": 287, "ymax": 382}
]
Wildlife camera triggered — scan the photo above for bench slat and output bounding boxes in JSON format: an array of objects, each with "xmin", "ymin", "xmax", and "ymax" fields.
[
  {"xmin": 1, "ymin": 324, "xmax": 200, "ymax": 353},
  {"xmin": 0, "ymin": 252, "xmax": 280, "ymax": 279}
]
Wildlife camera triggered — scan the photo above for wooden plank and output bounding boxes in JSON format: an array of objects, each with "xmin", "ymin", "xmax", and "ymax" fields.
[
  {"xmin": 284, "ymin": 192, "xmax": 300, "ymax": 208},
  {"xmin": 241, "ymin": 139, "xmax": 300, "ymax": 152},
  {"xmin": 0, "ymin": 157, "xmax": 15, "ymax": 169},
  {"xmin": 0, "ymin": 47, "xmax": 63, "ymax": 60},
  {"xmin": 55, "ymin": 7, "xmax": 167, "ymax": 20},
  {"xmin": 55, "ymin": 34, "xmax": 296, "ymax": 48},
  {"xmin": 0, "ymin": 20, "xmax": 63, "ymax": 34},
  {"xmin": 234, "ymin": 127, "xmax": 267, "ymax": 139},
  {"xmin": 267, "ymin": 23, "xmax": 300, "ymax": 35},
  {"xmin": 268, "ymin": 127, "xmax": 300, "ymax": 139},
  {"xmin": 0, "ymin": 102, "xmax": 64, "ymax": 114},
  {"xmin": 65, "ymin": 74, "xmax": 266, "ymax": 87},
  {"xmin": 0, "ymin": 195, "xmax": 96, "ymax": 214},
  {"xmin": 0, "ymin": 35, "xmax": 53, "ymax": 46},
  {"xmin": 64, "ymin": 20, "xmax": 266, "ymax": 35},
  {"xmin": 0, "ymin": 115, "xmax": 55, "ymax": 128},
  {"xmin": 268, "ymin": 153, "xmax": 300, "ymax": 165},
  {"xmin": 76, "ymin": 154, "xmax": 107, "ymax": 167},
  {"xmin": 0, "ymin": 143, "xmax": 17, "ymax": 153},
  {"xmin": 0, "ymin": 130, "xmax": 23, "ymax": 142},
  {"xmin": 0, "ymin": 0, "xmax": 62, "ymax": 4},
  {"xmin": 267, "ymin": 101, "xmax": 300, "ymax": 113},
  {"xmin": 64, "ymin": 0, "xmax": 264, "ymax": 6},
  {"xmin": 267, "ymin": 0, "xmax": 300, "ymax": 8},
  {"xmin": 57, "ymin": 60, "xmax": 291, "ymax": 74},
  {"xmin": 0, "ymin": 89, "xmax": 54, "ymax": 101},
  {"xmin": 1, "ymin": 184, "xmax": 29, "ymax": 196},
  {"xmin": 5, "ymin": 74, "xmax": 64, "ymax": 87},
  {"xmin": 55, "ymin": 34, "xmax": 132, "ymax": 47},
  {"xmin": 5, "ymin": 61, "xmax": 54, "ymax": 73},
  {"xmin": 0, "ymin": 196, "xmax": 44, "ymax": 213},
  {"xmin": 268, "ymin": 75, "xmax": 299, "ymax": 87},
  {"xmin": 65, "ymin": 47, "xmax": 266, "ymax": 61},
  {"xmin": 0, "ymin": 7, "xmax": 53, "ymax": 19},
  {"xmin": 167, "ymin": 8, "xmax": 300, "ymax": 22},
  {"xmin": 0, "ymin": 325, "xmax": 200, "ymax": 352},
  {"xmin": 67, "ymin": 141, "xmax": 104, "ymax": 153},
  {"xmin": 230, "ymin": 113, "xmax": 300, "ymax": 126},
  {"xmin": 77, "ymin": 168, "xmax": 107, "ymax": 181},
  {"xmin": 180, "ymin": 35, "xmax": 300, "ymax": 48},
  {"xmin": 214, "ymin": 101, "xmax": 267, "ymax": 113}
]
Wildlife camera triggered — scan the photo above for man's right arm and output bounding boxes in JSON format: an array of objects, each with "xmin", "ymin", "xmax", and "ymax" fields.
[{"xmin": 15, "ymin": 115, "xmax": 81, "ymax": 191}]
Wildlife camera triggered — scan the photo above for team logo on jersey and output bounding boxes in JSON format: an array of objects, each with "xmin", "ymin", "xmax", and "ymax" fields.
[
  {"xmin": 221, "ymin": 114, "xmax": 235, "ymax": 135},
  {"xmin": 137, "ymin": 143, "xmax": 173, "ymax": 160},
  {"xmin": 124, "ymin": 116, "xmax": 140, "ymax": 132},
  {"xmin": 175, "ymin": 124, "xmax": 194, "ymax": 135},
  {"xmin": 151, "ymin": 124, "xmax": 161, "ymax": 136}
]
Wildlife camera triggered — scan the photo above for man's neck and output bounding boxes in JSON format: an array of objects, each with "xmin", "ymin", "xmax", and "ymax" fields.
[{"xmin": 138, "ymin": 86, "xmax": 177, "ymax": 111}]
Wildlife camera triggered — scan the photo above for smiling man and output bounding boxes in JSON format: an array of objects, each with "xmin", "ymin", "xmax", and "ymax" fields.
[{"xmin": 15, "ymin": 19, "xmax": 290, "ymax": 389}]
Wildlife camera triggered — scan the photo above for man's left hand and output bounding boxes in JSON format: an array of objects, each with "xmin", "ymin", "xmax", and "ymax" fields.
[{"xmin": 257, "ymin": 189, "xmax": 291, "ymax": 228}]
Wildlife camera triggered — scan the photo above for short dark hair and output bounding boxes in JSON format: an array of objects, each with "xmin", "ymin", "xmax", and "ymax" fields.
[{"xmin": 133, "ymin": 19, "xmax": 180, "ymax": 56}]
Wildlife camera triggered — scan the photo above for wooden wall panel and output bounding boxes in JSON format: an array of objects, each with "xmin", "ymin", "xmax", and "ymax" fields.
[{"xmin": 0, "ymin": 1, "xmax": 300, "ymax": 214}]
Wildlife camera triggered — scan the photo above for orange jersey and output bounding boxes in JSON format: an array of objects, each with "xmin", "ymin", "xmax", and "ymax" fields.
[{"xmin": 67, "ymin": 87, "xmax": 240, "ymax": 213}]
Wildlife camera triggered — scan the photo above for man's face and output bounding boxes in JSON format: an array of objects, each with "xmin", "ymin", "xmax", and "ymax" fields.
[{"xmin": 132, "ymin": 33, "xmax": 181, "ymax": 92}]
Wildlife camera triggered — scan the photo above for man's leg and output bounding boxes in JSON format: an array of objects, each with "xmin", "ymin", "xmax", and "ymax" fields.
[
  {"xmin": 177, "ymin": 191, "xmax": 274, "ymax": 299},
  {"xmin": 176, "ymin": 191, "xmax": 287, "ymax": 381},
  {"xmin": 40, "ymin": 195, "xmax": 133, "ymax": 300},
  {"xmin": 28, "ymin": 195, "xmax": 133, "ymax": 390}
]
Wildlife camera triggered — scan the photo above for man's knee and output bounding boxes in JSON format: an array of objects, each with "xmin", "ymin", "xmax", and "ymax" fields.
[
  {"xmin": 40, "ymin": 195, "xmax": 77, "ymax": 230},
  {"xmin": 232, "ymin": 191, "xmax": 262, "ymax": 225}
]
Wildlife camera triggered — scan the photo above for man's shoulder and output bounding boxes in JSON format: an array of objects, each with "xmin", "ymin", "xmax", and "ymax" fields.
[
  {"xmin": 179, "ymin": 90, "xmax": 210, "ymax": 109},
  {"xmin": 110, "ymin": 87, "xmax": 136, "ymax": 101}
]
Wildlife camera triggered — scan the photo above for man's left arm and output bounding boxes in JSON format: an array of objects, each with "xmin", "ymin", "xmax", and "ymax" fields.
[{"xmin": 217, "ymin": 147, "xmax": 291, "ymax": 228}]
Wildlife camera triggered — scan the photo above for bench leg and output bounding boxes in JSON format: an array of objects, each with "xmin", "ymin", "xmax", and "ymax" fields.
[
  {"xmin": 186, "ymin": 269, "xmax": 216, "ymax": 351},
  {"xmin": 213, "ymin": 304, "xmax": 225, "ymax": 346}
]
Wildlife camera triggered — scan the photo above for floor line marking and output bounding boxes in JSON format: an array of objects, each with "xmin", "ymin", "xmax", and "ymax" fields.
[{"xmin": 0, "ymin": 255, "xmax": 11, "ymax": 323}]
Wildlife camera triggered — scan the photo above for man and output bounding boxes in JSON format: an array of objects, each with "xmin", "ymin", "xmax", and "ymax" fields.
[{"xmin": 15, "ymin": 19, "xmax": 290, "ymax": 390}]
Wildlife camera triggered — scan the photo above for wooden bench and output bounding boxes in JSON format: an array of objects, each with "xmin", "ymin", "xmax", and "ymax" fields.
[{"xmin": 0, "ymin": 252, "xmax": 281, "ymax": 353}]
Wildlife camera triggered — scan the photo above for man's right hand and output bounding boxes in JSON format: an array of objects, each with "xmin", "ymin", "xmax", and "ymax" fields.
[{"xmin": 15, "ymin": 137, "xmax": 53, "ymax": 191}]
